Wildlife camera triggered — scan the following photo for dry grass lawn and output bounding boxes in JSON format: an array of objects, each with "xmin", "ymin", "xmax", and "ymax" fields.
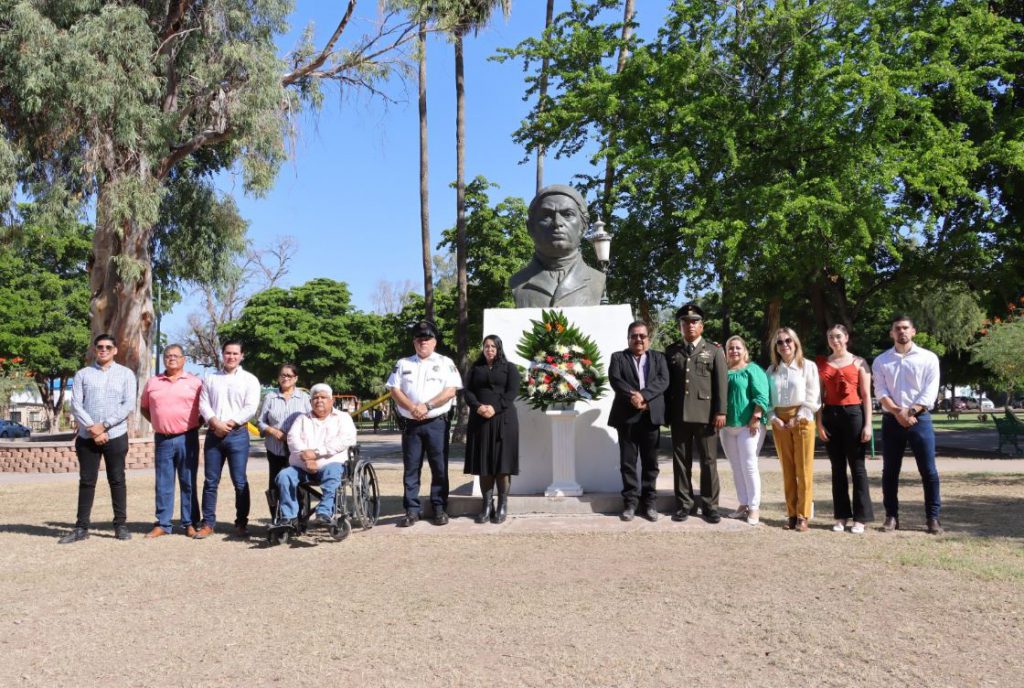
[{"xmin": 1, "ymin": 466, "xmax": 1022, "ymax": 687}]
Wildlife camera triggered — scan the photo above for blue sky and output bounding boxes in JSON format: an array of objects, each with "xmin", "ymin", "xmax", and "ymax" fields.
[{"xmin": 164, "ymin": 1, "xmax": 669, "ymax": 339}]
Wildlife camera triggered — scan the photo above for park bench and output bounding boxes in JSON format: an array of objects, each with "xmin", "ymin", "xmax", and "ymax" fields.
[{"xmin": 993, "ymin": 411, "xmax": 1024, "ymax": 456}]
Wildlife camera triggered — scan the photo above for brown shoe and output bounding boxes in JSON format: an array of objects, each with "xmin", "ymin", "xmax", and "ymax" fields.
[
  {"xmin": 796, "ymin": 517, "xmax": 809, "ymax": 532},
  {"xmin": 193, "ymin": 525, "xmax": 215, "ymax": 539},
  {"xmin": 883, "ymin": 516, "xmax": 899, "ymax": 532},
  {"xmin": 231, "ymin": 525, "xmax": 250, "ymax": 539},
  {"xmin": 144, "ymin": 526, "xmax": 169, "ymax": 539},
  {"xmin": 185, "ymin": 525, "xmax": 198, "ymax": 538},
  {"xmin": 926, "ymin": 518, "xmax": 943, "ymax": 535}
]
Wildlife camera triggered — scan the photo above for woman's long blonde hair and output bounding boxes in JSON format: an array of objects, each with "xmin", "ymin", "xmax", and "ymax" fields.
[
  {"xmin": 724, "ymin": 335, "xmax": 751, "ymax": 366},
  {"xmin": 768, "ymin": 327, "xmax": 804, "ymax": 371}
]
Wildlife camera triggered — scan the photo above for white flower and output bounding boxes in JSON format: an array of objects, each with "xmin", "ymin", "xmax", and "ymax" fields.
[
  {"xmin": 533, "ymin": 353, "xmax": 545, "ymax": 362},
  {"xmin": 527, "ymin": 385, "xmax": 537, "ymax": 395},
  {"xmin": 558, "ymin": 363, "xmax": 567, "ymax": 372},
  {"xmin": 537, "ymin": 384, "xmax": 549, "ymax": 393},
  {"xmin": 557, "ymin": 382, "xmax": 570, "ymax": 394},
  {"xmin": 555, "ymin": 344, "xmax": 569, "ymax": 355},
  {"xmin": 569, "ymin": 344, "xmax": 583, "ymax": 353}
]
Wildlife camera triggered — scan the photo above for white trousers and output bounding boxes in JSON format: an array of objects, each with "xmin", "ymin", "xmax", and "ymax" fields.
[{"xmin": 720, "ymin": 425, "xmax": 765, "ymax": 509}]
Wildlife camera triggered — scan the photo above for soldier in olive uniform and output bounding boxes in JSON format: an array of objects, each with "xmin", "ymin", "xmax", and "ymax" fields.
[{"xmin": 664, "ymin": 303, "xmax": 728, "ymax": 523}]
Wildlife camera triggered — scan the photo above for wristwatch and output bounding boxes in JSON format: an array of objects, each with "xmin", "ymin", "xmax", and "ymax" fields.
[
  {"xmin": 425, "ymin": 401, "xmax": 434, "ymax": 411},
  {"xmin": 102, "ymin": 421, "xmax": 111, "ymax": 430}
]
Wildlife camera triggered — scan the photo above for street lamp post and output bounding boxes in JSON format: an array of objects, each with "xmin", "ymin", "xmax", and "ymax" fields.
[{"xmin": 587, "ymin": 218, "xmax": 612, "ymax": 305}]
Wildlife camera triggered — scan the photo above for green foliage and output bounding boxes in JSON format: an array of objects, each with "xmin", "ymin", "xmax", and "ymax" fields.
[
  {"xmin": 219, "ymin": 278, "xmax": 393, "ymax": 400},
  {"xmin": 0, "ymin": 205, "xmax": 92, "ymax": 415},
  {"xmin": 516, "ymin": 309, "xmax": 607, "ymax": 411},
  {"xmin": 500, "ymin": 0, "xmax": 1024, "ymax": 345},
  {"xmin": 972, "ymin": 315, "xmax": 1024, "ymax": 393},
  {"xmin": 437, "ymin": 175, "xmax": 532, "ymax": 346}
]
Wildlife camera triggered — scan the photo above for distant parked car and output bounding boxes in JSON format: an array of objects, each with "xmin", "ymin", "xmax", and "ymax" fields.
[
  {"xmin": 979, "ymin": 397, "xmax": 995, "ymax": 411},
  {"xmin": 0, "ymin": 419, "xmax": 31, "ymax": 438}
]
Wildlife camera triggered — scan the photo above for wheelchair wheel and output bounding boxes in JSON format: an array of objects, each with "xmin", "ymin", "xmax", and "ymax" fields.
[
  {"xmin": 328, "ymin": 517, "xmax": 351, "ymax": 542},
  {"xmin": 352, "ymin": 461, "xmax": 381, "ymax": 529}
]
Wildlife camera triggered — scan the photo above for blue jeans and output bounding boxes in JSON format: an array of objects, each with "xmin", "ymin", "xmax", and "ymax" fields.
[
  {"xmin": 201, "ymin": 427, "xmax": 251, "ymax": 528},
  {"xmin": 276, "ymin": 462, "xmax": 344, "ymax": 520},
  {"xmin": 154, "ymin": 429, "xmax": 200, "ymax": 532},
  {"xmin": 401, "ymin": 416, "xmax": 449, "ymax": 512},
  {"xmin": 881, "ymin": 413, "xmax": 941, "ymax": 519}
]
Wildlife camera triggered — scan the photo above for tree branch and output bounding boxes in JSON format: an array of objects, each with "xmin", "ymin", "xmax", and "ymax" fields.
[{"xmin": 281, "ymin": 0, "xmax": 357, "ymax": 86}]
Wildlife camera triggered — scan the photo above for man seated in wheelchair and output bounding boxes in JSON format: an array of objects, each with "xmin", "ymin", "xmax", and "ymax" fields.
[{"xmin": 275, "ymin": 384, "xmax": 357, "ymax": 527}]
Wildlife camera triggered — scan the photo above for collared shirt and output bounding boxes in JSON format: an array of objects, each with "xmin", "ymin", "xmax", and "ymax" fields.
[
  {"xmin": 198, "ymin": 366, "xmax": 261, "ymax": 426},
  {"xmin": 140, "ymin": 372, "xmax": 202, "ymax": 435},
  {"xmin": 287, "ymin": 408, "xmax": 357, "ymax": 470},
  {"xmin": 257, "ymin": 389, "xmax": 311, "ymax": 456},
  {"xmin": 386, "ymin": 352, "xmax": 463, "ymax": 420},
  {"xmin": 767, "ymin": 358, "xmax": 820, "ymax": 421},
  {"xmin": 872, "ymin": 343, "xmax": 940, "ymax": 411},
  {"xmin": 70, "ymin": 362, "xmax": 137, "ymax": 439},
  {"xmin": 632, "ymin": 351, "xmax": 648, "ymax": 390}
]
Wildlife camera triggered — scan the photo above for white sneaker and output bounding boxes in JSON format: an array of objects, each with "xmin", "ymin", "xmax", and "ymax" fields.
[
  {"xmin": 851, "ymin": 522, "xmax": 865, "ymax": 534},
  {"xmin": 832, "ymin": 519, "xmax": 847, "ymax": 532},
  {"xmin": 746, "ymin": 509, "xmax": 760, "ymax": 526}
]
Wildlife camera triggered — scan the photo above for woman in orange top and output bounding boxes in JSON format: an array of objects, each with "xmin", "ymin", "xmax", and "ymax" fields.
[{"xmin": 816, "ymin": 325, "xmax": 874, "ymax": 534}]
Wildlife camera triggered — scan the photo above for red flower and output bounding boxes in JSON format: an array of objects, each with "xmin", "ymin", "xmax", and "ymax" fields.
[
  {"xmin": 543, "ymin": 375, "xmax": 552, "ymax": 384},
  {"xmin": 581, "ymin": 358, "xmax": 592, "ymax": 366},
  {"xmin": 546, "ymin": 356, "xmax": 554, "ymax": 364}
]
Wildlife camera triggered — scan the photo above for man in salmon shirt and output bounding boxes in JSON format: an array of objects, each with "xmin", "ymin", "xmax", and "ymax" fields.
[{"xmin": 140, "ymin": 344, "xmax": 204, "ymax": 538}]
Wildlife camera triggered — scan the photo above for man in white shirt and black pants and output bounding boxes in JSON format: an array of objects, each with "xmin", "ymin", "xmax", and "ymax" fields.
[
  {"xmin": 387, "ymin": 320, "xmax": 463, "ymax": 527},
  {"xmin": 195, "ymin": 340, "xmax": 261, "ymax": 539},
  {"xmin": 872, "ymin": 315, "xmax": 943, "ymax": 534}
]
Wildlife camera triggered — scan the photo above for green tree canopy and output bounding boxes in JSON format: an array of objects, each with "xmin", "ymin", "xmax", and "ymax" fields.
[{"xmin": 219, "ymin": 278, "xmax": 391, "ymax": 400}]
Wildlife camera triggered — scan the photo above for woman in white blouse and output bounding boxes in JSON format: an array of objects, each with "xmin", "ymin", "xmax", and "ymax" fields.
[{"xmin": 767, "ymin": 328, "xmax": 820, "ymax": 531}]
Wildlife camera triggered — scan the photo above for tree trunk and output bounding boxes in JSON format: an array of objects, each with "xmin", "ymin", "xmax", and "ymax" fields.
[
  {"xmin": 454, "ymin": 34, "xmax": 469, "ymax": 374},
  {"xmin": 535, "ymin": 0, "xmax": 555, "ymax": 194},
  {"xmin": 91, "ymin": 177, "xmax": 155, "ymax": 437},
  {"xmin": 765, "ymin": 297, "xmax": 781, "ymax": 364},
  {"xmin": 600, "ymin": 0, "xmax": 636, "ymax": 220},
  {"xmin": 418, "ymin": 21, "xmax": 434, "ymax": 321}
]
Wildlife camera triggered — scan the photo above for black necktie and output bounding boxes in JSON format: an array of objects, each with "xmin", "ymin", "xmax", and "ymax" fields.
[{"xmin": 686, "ymin": 343, "xmax": 695, "ymax": 355}]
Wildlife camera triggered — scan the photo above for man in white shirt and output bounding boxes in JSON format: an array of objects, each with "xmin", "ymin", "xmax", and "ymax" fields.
[
  {"xmin": 195, "ymin": 340, "xmax": 261, "ymax": 539},
  {"xmin": 872, "ymin": 315, "xmax": 943, "ymax": 534},
  {"xmin": 387, "ymin": 320, "xmax": 463, "ymax": 527},
  {"xmin": 274, "ymin": 384, "xmax": 358, "ymax": 527}
]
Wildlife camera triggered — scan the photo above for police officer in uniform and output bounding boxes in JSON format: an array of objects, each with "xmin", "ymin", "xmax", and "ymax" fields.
[
  {"xmin": 386, "ymin": 320, "xmax": 463, "ymax": 527},
  {"xmin": 665, "ymin": 303, "xmax": 728, "ymax": 523}
]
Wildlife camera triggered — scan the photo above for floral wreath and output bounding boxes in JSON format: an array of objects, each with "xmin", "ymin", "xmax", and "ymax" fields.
[{"xmin": 516, "ymin": 310, "xmax": 607, "ymax": 411}]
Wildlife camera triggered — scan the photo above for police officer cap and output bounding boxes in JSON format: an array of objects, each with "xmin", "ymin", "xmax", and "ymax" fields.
[
  {"xmin": 675, "ymin": 302, "xmax": 704, "ymax": 322},
  {"xmin": 410, "ymin": 319, "xmax": 438, "ymax": 339}
]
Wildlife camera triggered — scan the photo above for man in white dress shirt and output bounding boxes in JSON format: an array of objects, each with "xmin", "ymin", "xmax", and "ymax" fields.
[
  {"xmin": 872, "ymin": 315, "xmax": 943, "ymax": 534},
  {"xmin": 387, "ymin": 320, "xmax": 463, "ymax": 527},
  {"xmin": 194, "ymin": 340, "xmax": 261, "ymax": 539},
  {"xmin": 273, "ymin": 384, "xmax": 358, "ymax": 526}
]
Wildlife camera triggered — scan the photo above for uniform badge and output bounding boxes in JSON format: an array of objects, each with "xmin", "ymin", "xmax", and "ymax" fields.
[{"xmin": 698, "ymin": 351, "xmax": 712, "ymax": 363}]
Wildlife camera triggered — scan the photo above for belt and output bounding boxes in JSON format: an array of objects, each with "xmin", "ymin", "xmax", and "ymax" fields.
[
  {"xmin": 155, "ymin": 428, "xmax": 199, "ymax": 439},
  {"xmin": 403, "ymin": 415, "xmax": 445, "ymax": 428}
]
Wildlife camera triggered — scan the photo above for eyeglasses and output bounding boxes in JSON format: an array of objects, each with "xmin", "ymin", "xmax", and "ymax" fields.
[
  {"xmin": 776, "ymin": 338, "xmax": 794, "ymax": 346},
  {"xmin": 628, "ymin": 334, "xmax": 648, "ymax": 340},
  {"xmin": 278, "ymin": 373, "xmax": 296, "ymax": 379},
  {"xmin": 163, "ymin": 354, "xmax": 183, "ymax": 360},
  {"xmin": 95, "ymin": 345, "xmax": 115, "ymax": 351}
]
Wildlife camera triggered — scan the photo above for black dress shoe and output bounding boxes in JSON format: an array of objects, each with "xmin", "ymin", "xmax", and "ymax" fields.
[
  {"xmin": 620, "ymin": 507, "xmax": 635, "ymax": 522},
  {"xmin": 397, "ymin": 511, "xmax": 419, "ymax": 528},
  {"xmin": 926, "ymin": 518, "xmax": 943, "ymax": 535},
  {"xmin": 432, "ymin": 510, "xmax": 449, "ymax": 526},
  {"xmin": 671, "ymin": 510, "xmax": 689, "ymax": 522},
  {"xmin": 704, "ymin": 511, "xmax": 722, "ymax": 524},
  {"xmin": 114, "ymin": 525, "xmax": 132, "ymax": 541},
  {"xmin": 641, "ymin": 507, "xmax": 659, "ymax": 522},
  {"xmin": 58, "ymin": 527, "xmax": 89, "ymax": 544},
  {"xmin": 883, "ymin": 516, "xmax": 900, "ymax": 532}
]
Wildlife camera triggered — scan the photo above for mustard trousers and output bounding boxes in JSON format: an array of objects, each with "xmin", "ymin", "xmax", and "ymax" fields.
[{"xmin": 771, "ymin": 406, "xmax": 816, "ymax": 519}]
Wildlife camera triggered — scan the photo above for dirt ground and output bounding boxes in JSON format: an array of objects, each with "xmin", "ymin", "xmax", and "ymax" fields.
[{"xmin": 1, "ymin": 465, "xmax": 1022, "ymax": 688}]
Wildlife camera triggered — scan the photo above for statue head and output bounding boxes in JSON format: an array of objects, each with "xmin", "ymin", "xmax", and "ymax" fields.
[{"xmin": 527, "ymin": 184, "xmax": 590, "ymax": 262}]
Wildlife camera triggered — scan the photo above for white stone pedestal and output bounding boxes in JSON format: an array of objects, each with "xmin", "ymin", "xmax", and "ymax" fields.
[
  {"xmin": 543, "ymin": 406, "xmax": 582, "ymax": 497},
  {"xmin": 482, "ymin": 304, "xmax": 634, "ymax": 495}
]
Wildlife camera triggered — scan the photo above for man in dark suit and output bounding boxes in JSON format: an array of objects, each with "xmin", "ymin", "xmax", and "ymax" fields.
[
  {"xmin": 664, "ymin": 303, "xmax": 728, "ymax": 523},
  {"xmin": 608, "ymin": 321, "xmax": 670, "ymax": 522}
]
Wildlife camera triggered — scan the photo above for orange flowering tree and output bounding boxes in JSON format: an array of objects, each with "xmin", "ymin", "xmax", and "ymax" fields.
[
  {"xmin": 972, "ymin": 297, "xmax": 1024, "ymax": 394},
  {"xmin": 516, "ymin": 310, "xmax": 607, "ymax": 411}
]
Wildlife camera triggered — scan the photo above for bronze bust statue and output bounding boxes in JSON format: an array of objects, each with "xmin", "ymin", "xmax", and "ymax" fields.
[{"xmin": 510, "ymin": 184, "xmax": 606, "ymax": 308}]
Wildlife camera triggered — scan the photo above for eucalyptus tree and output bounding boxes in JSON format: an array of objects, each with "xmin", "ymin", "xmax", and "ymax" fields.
[{"xmin": 0, "ymin": 1, "xmax": 416, "ymax": 419}]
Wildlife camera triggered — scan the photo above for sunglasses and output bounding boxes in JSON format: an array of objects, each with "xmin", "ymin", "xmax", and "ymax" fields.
[
  {"xmin": 278, "ymin": 373, "xmax": 297, "ymax": 379},
  {"xmin": 776, "ymin": 338, "xmax": 794, "ymax": 346},
  {"xmin": 95, "ymin": 344, "xmax": 115, "ymax": 351},
  {"xmin": 629, "ymin": 333, "xmax": 648, "ymax": 340}
]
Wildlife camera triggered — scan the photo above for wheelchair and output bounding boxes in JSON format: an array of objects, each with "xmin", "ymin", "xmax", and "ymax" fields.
[{"xmin": 266, "ymin": 445, "xmax": 380, "ymax": 546}]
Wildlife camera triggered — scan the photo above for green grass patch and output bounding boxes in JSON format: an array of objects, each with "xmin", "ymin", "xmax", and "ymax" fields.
[{"xmin": 890, "ymin": 536, "xmax": 1024, "ymax": 583}]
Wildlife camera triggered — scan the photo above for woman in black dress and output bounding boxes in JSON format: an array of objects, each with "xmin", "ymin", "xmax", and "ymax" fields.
[{"xmin": 464, "ymin": 335, "xmax": 521, "ymax": 524}]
